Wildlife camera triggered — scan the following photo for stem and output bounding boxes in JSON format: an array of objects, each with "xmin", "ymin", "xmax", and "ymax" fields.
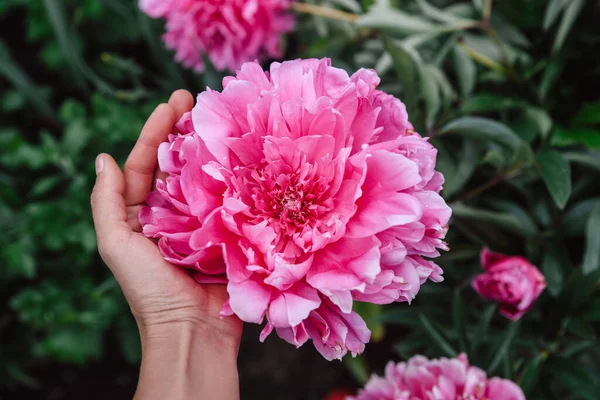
[
  {"xmin": 291, "ymin": 2, "xmax": 359, "ymax": 24},
  {"xmin": 483, "ymin": 0, "xmax": 493, "ymax": 21},
  {"xmin": 452, "ymin": 168, "xmax": 521, "ymax": 202},
  {"xmin": 457, "ymin": 42, "xmax": 506, "ymax": 74}
]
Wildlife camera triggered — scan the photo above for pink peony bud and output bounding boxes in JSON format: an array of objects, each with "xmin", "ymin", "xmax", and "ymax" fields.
[
  {"xmin": 139, "ymin": 0, "xmax": 295, "ymax": 72},
  {"xmin": 349, "ymin": 353, "xmax": 525, "ymax": 400},
  {"xmin": 472, "ymin": 248, "xmax": 546, "ymax": 321}
]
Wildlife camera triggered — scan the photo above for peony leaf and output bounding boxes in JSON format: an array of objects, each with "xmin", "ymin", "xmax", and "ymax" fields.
[
  {"xmin": 564, "ymin": 198, "xmax": 600, "ymax": 236},
  {"xmin": 357, "ymin": 1, "xmax": 437, "ymax": 34},
  {"xmin": 544, "ymin": 0, "xmax": 569, "ymax": 30},
  {"xmin": 582, "ymin": 203, "xmax": 600, "ymax": 274},
  {"xmin": 564, "ymin": 151, "xmax": 600, "ymax": 172},
  {"xmin": 416, "ymin": 0, "xmax": 468, "ymax": 24},
  {"xmin": 460, "ymin": 94, "xmax": 526, "ymax": 113},
  {"xmin": 442, "ymin": 139, "xmax": 479, "ymax": 199},
  {"xmin": 566, "ymin": 318, "xmax": 596, "ymax": 339},
  {"xmin": 452, "ymin": 46, "xmax": 476, "ymax": 97},
  {"xmin": 470, "ymin": 305, "xmax": 497, "ymax": 354},
  {"xmin": 450, "ymin": 203, "xmax": 538, "ymax": 237},
  {"xmin": 439, "ymin": 117, "xmax": 522, "ymax": 149},
  {"xmin": 535, "ymin": 149, "xmax": 572, "ymax": 210},
  {"xmin": 383, "ymin": 37, "xmax": 421, "ymax": 127},
  {"xmin": 452, "ymin": 291, "xmax": 468, "ymax": 353},
  {"xmin": 552, "ymin": 0, "xmax": 586, "ymax": 54},
  {"xmin": 572, "ymin": 99, "xmax": 600, "ymax": 125},
  {"xmin": 551, "ymin": 127, "xmax": 600, "ymax": 150},
  {"xmin": 542, "ymin": 248, "xmax": 564, "ymax": 297},
  {"xmin": 344, "ymin": 356, "xmax": 369, "ymax": 385},
  {"xmin": 519, "ymin": 353, "xmax": 546, "ymax": 395},
  {"xmin": 418, "ymin": 313, "xmax": 457, "ymax": 357},
  {"xmin": 486, "ymin": 321, "xmax": 520, "ymax": 374}
]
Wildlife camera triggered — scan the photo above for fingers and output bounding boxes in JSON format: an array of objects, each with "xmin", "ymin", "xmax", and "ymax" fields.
[
  {"xmin": 124, "ymin": 103, "xmax": 176, "ymax": 206},
  {"xmin": 91, "ymin": 154, "xmax": 131, "ymax": 263},
  {"xmin": 168, "ymin": 90, "xmax": 194, "ymax": 128}
]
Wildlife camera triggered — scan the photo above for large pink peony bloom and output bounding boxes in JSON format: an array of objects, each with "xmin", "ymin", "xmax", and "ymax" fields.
[
  {"xmin": 472, "ymin": 248, "xmax": 546, "ymax": 321},
  {"xmin": 350, "ymin": 353, "xmax": 526, "ymax": 400},
  {"xmin": 140, "ymin": 59, "xmax": 451, "ymax": 359},
  {"xmin": 139, "ymin": 0, "xmax": 294, "ymax": 72}
]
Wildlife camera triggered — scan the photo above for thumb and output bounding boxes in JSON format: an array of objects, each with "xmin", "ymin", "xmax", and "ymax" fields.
[{"xmin": 91, "ymin": 154, "xmax": 130, "ymax": 261}]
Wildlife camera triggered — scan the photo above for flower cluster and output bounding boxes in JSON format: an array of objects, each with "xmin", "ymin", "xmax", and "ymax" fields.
[
  {"xmin": 139, "ymin": 0, "xmax": 294, "ymax": 72},
  {"xmin": 473, "ymin": 248, "xmax": 546, "ymax": 320},
  {"xmin": 140, "ymin": 58, "xmax": 451, "ymax": 359},
  {"xmin": 350, "ymin": 353, "xmax": 526, "ymax": 400}
]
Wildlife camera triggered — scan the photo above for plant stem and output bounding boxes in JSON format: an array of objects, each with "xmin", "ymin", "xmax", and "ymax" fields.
[
  {"xmin": 483, "ymin": 0, "xmax": 493, "ymax": 21},
  {"xmin": 291, "ymin": 2, "xmax": 359, "ymax": 24},
  {"xmin": 457, "ymin": 42, "xmax": 506, "ymax": 74},
  {"xmin": 453, "ymin": 168, "xmax": 521, "ymax": 202}
]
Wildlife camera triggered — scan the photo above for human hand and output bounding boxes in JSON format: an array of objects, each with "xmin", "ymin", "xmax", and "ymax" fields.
[{"xmin": 91, "ymin": 90, "xmax": 242, "ymax": 400}]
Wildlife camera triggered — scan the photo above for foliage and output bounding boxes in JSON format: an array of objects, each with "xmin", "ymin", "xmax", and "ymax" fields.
[{"xmin": 1, "ymin": 0, "xmax": 599, "ymax": 398}]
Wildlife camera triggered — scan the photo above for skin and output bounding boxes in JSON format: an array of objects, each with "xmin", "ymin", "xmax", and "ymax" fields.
[{"xmin": 90, "ymin": 90, "xmax": 243, "ymax": 400}]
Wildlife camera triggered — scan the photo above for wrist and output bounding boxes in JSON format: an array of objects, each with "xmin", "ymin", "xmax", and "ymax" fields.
[{"xmin": 135, "ymin": 320, "xmax": 241, "ymax": 400}]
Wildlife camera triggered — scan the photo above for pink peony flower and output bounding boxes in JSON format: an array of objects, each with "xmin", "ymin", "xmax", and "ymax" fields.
[
  {"xmin": 472, "ymin": 248, "xmax": 546, "ymax": 321},
  {"xmin": 139, "ymin": 0, "xmax": 294, "ymax": 72},
  {"xmin": 349, "ymin": 353, "xmax": 526, "ymax": 400},
  {"xmin": 140, "ymin": 58, "xmax": 451, "ymax": 359}
]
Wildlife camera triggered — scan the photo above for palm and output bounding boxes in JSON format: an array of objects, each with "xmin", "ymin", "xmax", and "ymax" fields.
[{"xmin": 93, "ymin": 90, "xmax": 242, "ymax": 341}]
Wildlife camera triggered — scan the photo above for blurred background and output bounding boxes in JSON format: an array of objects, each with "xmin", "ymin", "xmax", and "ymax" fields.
[{"xmin": 1, "ymin": 0, "xmax": 599, "ymax": 399}]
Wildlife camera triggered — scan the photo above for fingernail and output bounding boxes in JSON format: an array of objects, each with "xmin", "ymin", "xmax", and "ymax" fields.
[{"xmin": 95, "ymin": 155, "xmax": 104, "ymax": 175}]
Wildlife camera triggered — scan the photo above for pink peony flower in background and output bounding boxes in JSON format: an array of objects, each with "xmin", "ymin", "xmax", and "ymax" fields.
[
  {"xmin": 472, "ymin": 248, "xmax": 546, "ymax": 321},
  {"xmin": 140, "ymin": 58, "xmax": 451, "ymax": 359},
  {"xmin": 349, "ymin": 353, "xmax": 526, "ymax": 400},
  {"xmin": 139, "ymin": 0, "xmax": 294, "ymax": 72}
]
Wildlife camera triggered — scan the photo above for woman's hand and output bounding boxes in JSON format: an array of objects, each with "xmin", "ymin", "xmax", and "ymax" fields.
[{"xmin": 91, "ymin": 90, "xmax": 242, "ymax": 400}]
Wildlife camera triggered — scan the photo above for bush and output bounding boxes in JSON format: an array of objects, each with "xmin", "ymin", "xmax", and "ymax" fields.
[{"xmin": 1, "ymin": 0, "xmax": 599, "ymax": 398}]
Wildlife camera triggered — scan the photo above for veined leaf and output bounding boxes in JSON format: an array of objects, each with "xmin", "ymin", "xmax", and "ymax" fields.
[
  {"xmin": 582, "ymin": 203, "xmax": 600, "ymax": 274},
  {"xmin": 418, "ymin": 313, "xmax": 457, "ymax": 357},
  {"xmin": 535, "ymin": 149, "xmax": 572, "ymax": 209},
  {"xmin": 486, "ymin": 321, "xmax": 520, "ymax": 374},
  {"xmin": 357, "ymin": 2, "xmax": 437, "ymax": 34},
  {"xmin": 553, "ymin": 0, "xmax": 586, "ymax": 54},
  {"xmin": 439, "ymin": 117, "xmax": 522, "ymax": 149}
]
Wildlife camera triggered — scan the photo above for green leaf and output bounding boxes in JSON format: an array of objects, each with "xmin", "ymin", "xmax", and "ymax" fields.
[
  {"xmin": 42, "ymin": 0, "xmax": 88, "ymax": 91},
  {"xmin": 439, "ymin": 117, "xmax": 522, "ymax": 149},
  {"xmin": 450, "ymin": 202, "xmax": 538, "ymax": 237},
  {"xmin": 519, "ymin": 353, "xmax": 546, "ymax": 395},
  {"xmin": 357, "ymin": 2, "xmax": 437, "ymax": 34},
  {"xmin": 418, "ymin": 313, "xmax": 457, "ymax": 357},
  {"xmin": 452, "ymin": 291, "xmax": 468, "ymax": 352},
  {"xmin": 543, "ymin": 0, "xmax": 569, "ymax": 30},
  {"xmin": 452, "ymin": 46, "xmax": 476, "ymax": 97},
  {"xmin": 582, "ymin": 299, "xmax": 600, "ymax": 321},
  {"xmin": 62, "ymin": 120, "xmax": 92, "ymax": 155},
  {"xmin": 383, "ymin": 37, "xmax": 421, "ymax": 127},
  {"xmin": 573, "ymin": 99, "xmax": 600, "ymax": 126},
  {"xmin": 486, "ymin": 321, "xmax": 520, "ymax": 374},
  {"xmin": 541, "ymin": 247, "xmax": 564, "ymax": 296},
  {"xmin": 344, "ymin": 356, "xmax": 369, "ymax": 385},
  {"xmin": 416, "ymin": 0, "xmax": 468, "ymax": 24},
  {"xmin": 552, "ymin": 0, "xmax": 586, "ymax": 54},
  {"xmin": 421, "ymin": 65, "xmax": 441, "ymax": 129},
  {"xmin": 470, "ymin": 305, "xmax": 496, "ymax": 354},
  {"xmin": 567, "ymin": 318, "xmax": 596, "ymax": 339},
  {"xmin": 563, "ymin": 151, "xmax": 600, "ymax": 172},
  {"xmin": 378, "ymin": 308, "xmax": 423, "ymax": 326},
  {"xmin": 582, "ymin": 203, "xmax": 600, "ymax": 274},
  {"xmin": 442, "ymin": 139, "xmax": 479, "ymax": 198},
  {"xmin": 30, "ymin": 175, "xmax": 63, "ymax": 197},
  {"xmin": 535, "ymin": 149, "xmax": 572, "ymax": 209},
  {"xmin": 563, "ymin": 198, "xmax": 600, "ymax": 236},
  {"xmin": 551, "ymin": 127, "xmax": 600, "ymax": 150},
  {"xmin": 460, "ymin": 94, "xmax": 525, "ymax": 114}
]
